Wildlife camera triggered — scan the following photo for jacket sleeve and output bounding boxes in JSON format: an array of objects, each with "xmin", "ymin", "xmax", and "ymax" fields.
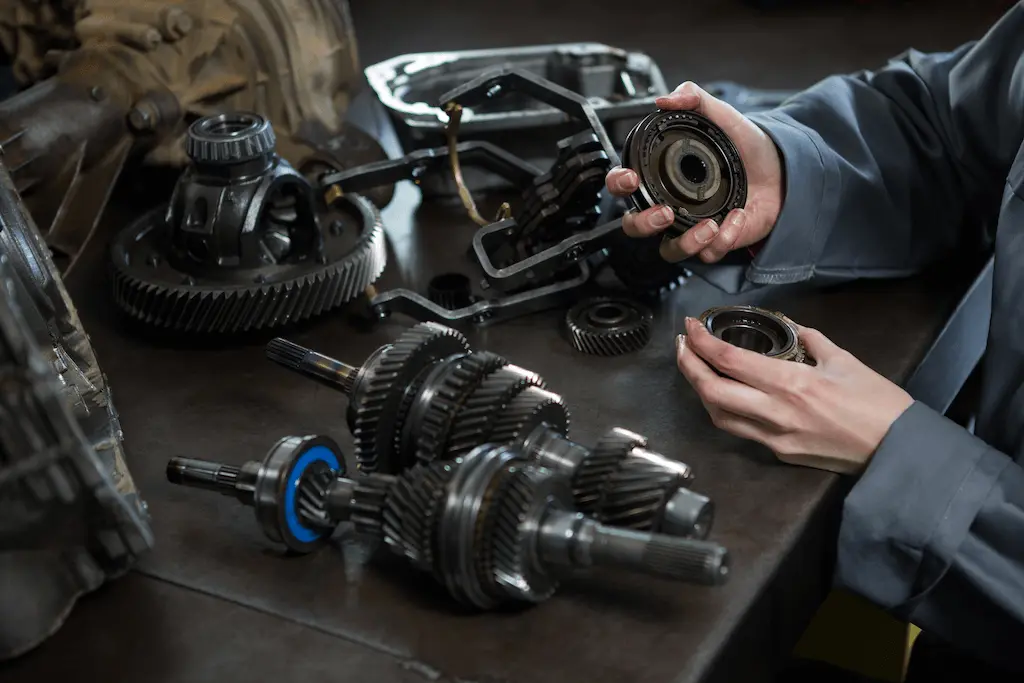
[
  {"xmin": 838, "ymin": 401, "xmax": 1024, "ymax": 671},
  {"xmin": 689, "ymin": 3, "xmax": 1024, "ymax": 293}
]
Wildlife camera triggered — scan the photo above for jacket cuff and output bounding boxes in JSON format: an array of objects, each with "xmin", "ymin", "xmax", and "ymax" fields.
[
  {"xmin": 835, "ymin": 401, "xmax": 1012, "ymax": 617},
  {"xmin": 743, "ymin": 110, "xmax": 842, "ymax": 285}
]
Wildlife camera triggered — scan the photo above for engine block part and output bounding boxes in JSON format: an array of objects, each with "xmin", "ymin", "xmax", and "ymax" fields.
[
  {"xmin": 623, "ymin": 110, "xmax": 747, "ymax": 238},
  {"xmin": 265, "ymin": 322, "xmax": 715, "ymax": 539},
  {"xmin": 564, "ymin": 296, "xmax": 654, "ymax": 356},
  {"xmin": 698, "ymin": 305, "xmax": 807, "ymax": 364},
  {"xmin": 110, "ymin": 113, "xmax": 387, "ymax": 334},
  {"xmin": 0, "ymin": 0, "xmax": 382, "ymax": 274},
  {"xmin": 0, "ymin": 159, "xmax": 152, "ymax": 659}
]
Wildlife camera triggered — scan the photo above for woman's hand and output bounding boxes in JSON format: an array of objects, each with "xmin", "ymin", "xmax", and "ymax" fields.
[
  {"xmin": 606, "ymin": 81, "xmax": 784, "ymax": 264},
  {"xmin": 676, "ymin": 316, "xmax": 914, "ymax": 474}
]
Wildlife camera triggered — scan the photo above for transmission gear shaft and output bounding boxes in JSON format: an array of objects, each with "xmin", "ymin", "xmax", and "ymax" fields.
[
  {"xmin": 265, "ymin": 322, "xmax": 715, "ymax": 538},
  {"xmin": 383, "ymin": 443, "xmax": 730, "ymax": 610},
  {"xmin": 166, "ymin": 435, "xmax": 399, "ymax": 552}
]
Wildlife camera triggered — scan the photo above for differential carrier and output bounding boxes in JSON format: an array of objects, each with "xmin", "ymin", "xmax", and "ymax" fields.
[
  {"xmin": 110, "ymin": 112, "xmax": 387, "ymax": 334},
  {"xmin": 623, "ymin": 110, "xmax": 747, "ymax": 237},
  {"xmin": 699, "ymin": 305, "xmax": 808, "ymax": 364},
  {"xmin": 264, "ymin": 322, "xmax": 714, "ymax": 539},
  {"xmin": 167, "ymin": 437, "xmax": 730, "ymax": 610}
]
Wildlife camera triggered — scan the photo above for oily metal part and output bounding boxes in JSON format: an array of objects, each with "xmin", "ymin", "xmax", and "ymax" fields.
[
  {"xmin": 0, "ymin": 160, "xmax": 153, "ymax": 659},
  {"xmin": 0, "ymin": 0, "xmax": 380, "ymax": 274},
  {"xmin": 565, "ymin": 296, "xmax": 654, "ymax": 356},
  {"xmin": 698, "ymin": 305, "xmax": 807, "ymax": 363},
  {"xmin": 623, "ymin": 110, "xmax": 747, "ymax": 237},
  {"xmin": 110, "ymin": 114, "xmax": 388, "ymax": 334}
]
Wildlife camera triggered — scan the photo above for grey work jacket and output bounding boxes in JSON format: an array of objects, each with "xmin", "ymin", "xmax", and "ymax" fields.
[{"xmin": 698, "ymin": 3, "xmax": 1024, "ymax": 672}]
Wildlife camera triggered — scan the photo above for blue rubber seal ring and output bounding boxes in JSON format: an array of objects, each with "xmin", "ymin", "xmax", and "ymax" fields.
[{"xmin": 283, "ymin": 444, "xmax": 341, "ymax": 544}]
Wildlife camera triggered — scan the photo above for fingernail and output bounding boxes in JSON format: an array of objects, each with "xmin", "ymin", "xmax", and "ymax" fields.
[
  {"xmin": 684, "ymin": 316, "xmax": 697, "ymax": 331},
  {"xmin": 615, "ymin": 169, "xmax": 638, "ymax": 192},
  {"xmin": 732, "ymin": 209, "xmax": 746, "ymax": 228},
  {"xmin": 650, "ymin": 206, "xmax": 674, "ymax": 228},
  {"xmin": 676, "ymin": 334, "xmax": 685, "ymax": 352},
  {"xmin": 680, "ymin": 81, "xmax": 699, "ymax": 96},
  {"xmin": 694, "ymin": 220, "xmax": 719, "ymax": 244}
]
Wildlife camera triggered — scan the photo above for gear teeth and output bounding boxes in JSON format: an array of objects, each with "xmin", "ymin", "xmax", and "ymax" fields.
[
  {"xmin": 351, "ymin": 323, "xmax": 470, "ymax": 474},
  {"xmin": 565, "ymin": 297, "xmax": 653, "ymax": 357},
  {"xmin": 296, "ymin": 465, "xmax": 336, "ymax": 529},
  {"xmin": 110, "ymin": 195, "xmax": 387, "ymax": 334},
  {"xmin": 414, "ymin": 351, "xmax": 508, "ymax": 464},
  {"xmin": 488, "ymin": 386, "xmax": 570, "ymax": 446},
  {"xmin": 571, "ymin": 427, "xmax": 647, "ymax": 514},
  {"xmin": 606, "ymin": 232, "xmax": 689, "ymax": 294},
  {"xmin": 593, "ymin": 458, "xmax": 684, "ymax": 531},
  {"xmin": 382, "ymin": 461, "xmax": 458, "ymax": 572},
  {"xmin": 446, "ymin": 364, "xmax": 546, "ymax": 458},
  {"xmin": 351, "ymin": 474, "xmax": 395, "ymax": 536},
  {"xmin": 489, "ymin": 466, "xmax": 556, "ymax": 602}
]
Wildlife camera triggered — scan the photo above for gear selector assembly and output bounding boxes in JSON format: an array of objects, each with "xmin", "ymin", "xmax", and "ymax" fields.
[
  {"xmin": 265, "ymin": 322, "xmax": 714, "ymax": 539},
  {"xmin": 167, "ymin": 435, "xmax": 730, "ymax": 610}
]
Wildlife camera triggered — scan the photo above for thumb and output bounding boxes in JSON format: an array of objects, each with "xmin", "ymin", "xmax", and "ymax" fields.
[
  {"xmin": 791, "ymin": 323, "xmax": 841, "ymax": 363},
  {"xmin": 656, "ymin": 82, "xmax": 748, "ymax": 140}
]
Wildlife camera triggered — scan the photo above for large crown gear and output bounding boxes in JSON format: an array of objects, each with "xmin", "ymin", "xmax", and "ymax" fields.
[{"xmin": 110, "ymin": 113, "xmax": 387, "ymax": 334}]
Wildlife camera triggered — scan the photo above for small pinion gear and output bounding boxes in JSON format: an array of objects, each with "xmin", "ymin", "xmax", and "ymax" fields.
[
  {"xmin": 296, "ymin": 463, "xmax": 337, "ymax": 529},
  {"xmin": 571, "ymin": 427, "xmax": 648, "ymax": 514},
  {"xmin": 593, "ymin": 457, "xmax": 687, "ymax": 531},
  {"xmin": 351, "ymin": 323, "xmax": 471, "ymax": 473},
  {"xmin": 565, "ymin": 296, "xmax": 654, "ymax": 356},
  {"xmin": 349, "ymin": 475, "xmax": 395, "ymax": 537},
  {"xmin": 111, "ymin": 194, "xmax": 387, "ymax": 334}
]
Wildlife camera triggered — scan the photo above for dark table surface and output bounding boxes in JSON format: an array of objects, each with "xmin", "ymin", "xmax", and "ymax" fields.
[{"xmin": 0, "ymin": 2, "xmax": 1008, "ymax": 683}]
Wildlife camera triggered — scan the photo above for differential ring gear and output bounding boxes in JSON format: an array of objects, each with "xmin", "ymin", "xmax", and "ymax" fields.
[
  {"xmin": 698, "ymin": 305, "xmax": 807, "ymax": 363},
  {"xmin": 110, "ymin": 112, "xmax": 387, "ymax": 334},
  {"xmin": 623, "ymin": 110, "xmax": 747, "ymax": 238},
  {"xmin": 565, "ymin": 296, "xmax": 653, "ymax": 356}
]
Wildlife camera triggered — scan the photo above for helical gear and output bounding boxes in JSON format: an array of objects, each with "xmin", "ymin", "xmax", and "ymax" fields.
[
  {"xmin": 488, "ymin": 386, "xmax": 570, "ymax": 446},
  {"xmin": 571, "ymin": 428, "xmax": 647, "ymax": 514},
  {"xmin": 592, "ymin": 457, "xmax": 686, "ymax": 531},
  {"xmin": 111, "ymin": 195, "xmax": 388, "ymax": 334},
  {"xmin": 445, "ymin": 364, "xmax": 546, "ymax": 457},
  {"xmin": 351, "ymin": 323, "xmax": 470, "ymax": 473},
  {"xmin": 605, "ymin": 232, "xmax": 689, "ymax": 294},
  {"xmin": 382, "ymin": 461, "xmax": 458, "ymax": 572},
  {"xmin": 296, "ymin": 464, "xmax": 337, "ymax": 529},
  {"xmin": 565, "ymin": 296, "xmax": 654, "ymax": 356},
  {"xmin": 349, "ymin": 475, "xmax": 394, "ymax": 536},
  {"xmin": 488, "ymin": 464, "xmax": 561, "ymax": 603},
  {"xmin": 413, "ymin": 351, "xmax": 508, "ymax": 464}
]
